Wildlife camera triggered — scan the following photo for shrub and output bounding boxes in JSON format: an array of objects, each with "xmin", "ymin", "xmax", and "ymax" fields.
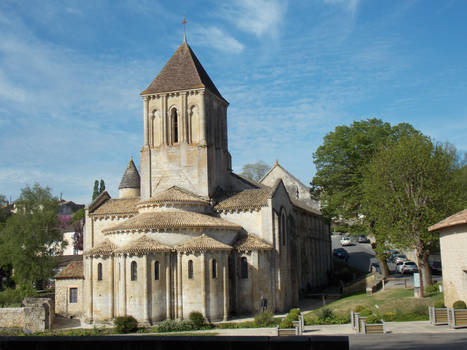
[
  {"xmin": 353, "ymin": 305, "xmax": 365, "ymax": 313},
  {"xmin": 189, "ymin": 311, "xmax": 205, "ymax": 329},
  {"xmin": 365, "ymin": 315, "xmax": 382, "ymax": 324},
  {"xmin": 382, "ymin": 312, "xmax": 395, "ymax": 322},
  {"xmin": 453, "ymin": 300, "xmax": 467, "ymax": 309},
  {"xmin": 254, "ymin": 311, "xmax": 275, "ymax": 327},
  {"xmin": 114, "ymin": 316, "xmax": 138, "ymax": 333},
  {"xmin": 425, "ymin": 282, "xmax": 441, "ymax": 295},
  {"xmin": 317, "ymin": 308, "xmax": 334, "ymax": 321},
  {"xmin": 155, "ymin": 320, "xmax": 195, "ymax": 333},
  {"xmin": 434, "ymin": 300, "xmax": 446, "ymax": 308},
  {"xmin": 279, "ymin": 308, "xmax": 301, "ymax": 328},
  {"xmin": 359, "ymin": 308, "xmax": 373, "ymax": 317},
  {"xmin": 0, "ymin": 286, "xmax": 37, "ymax": 307}
]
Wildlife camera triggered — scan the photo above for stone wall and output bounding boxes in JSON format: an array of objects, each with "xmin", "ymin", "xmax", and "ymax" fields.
[{"xmin": 0, "ymin": 297, "xmax": 54, "ymax": 332}]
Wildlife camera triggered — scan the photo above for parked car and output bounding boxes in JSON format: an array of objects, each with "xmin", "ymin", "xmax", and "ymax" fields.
[
  {"xmin": 333, "ymin": 248, "xmax": 349, "ymax": 262},
  {"xmin": 395, "ymin": 261, "xmax": 404, "ymax": 273},
  {"xmin": 358, "ymin": 235, "xmax": 370, "ymax": 243},
  {"xmin": 387, "ymin": 251, "xmax": 401, "ymax": 263},
  {"xmin": 340, "ymin": 236, "xmax": 352, "ymax": 246},
  {"xmin": 430, "ymin": 261, "xmax": 442, "ymax": 275},
  {"xmin": 394, "ymin": 255, "xmax": 408, "ymax": 264},
  {"xmin": 400, "ymin": 261, "xmax": 418, "ymax": 274}
]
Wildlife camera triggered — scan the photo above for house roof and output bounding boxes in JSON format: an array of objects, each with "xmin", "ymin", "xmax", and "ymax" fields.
[
  {"xmin": 119, "ymin": 157, "xmax": 140, "ymax": 190},
  {"xmin": 91, "ymin": 198, "xmax": 139, "ymax": 216},
  {"xmin": 54, "ymin": 261, "xmax": 84, "ymax": 280},
  {"xmin": 429, "ymin": 209, "xmax": 467, "ymax": 232},
  {"xmin": 88, "ymin": 190, "xmax": 111, "ymax": 213},
  {"xmin": 215, "ymin": 187, "xmax": 273, "ymax": 211},
  {"xmin": 102, "ymin": 211, "xmax": 242, "ymax": 234},
  {"xmin": 234, "ymin": 234, "xmax": 273, "ymax": 252},
  {"xmin": 141, "ymin": 42, "xmax": 226, "ymax": 102},
  {"xmin": 84, "ymin": 239, "xmax": 117, "ymax": 256},
  {"xmin": 138, "ymin": 186, "xmax": 209, "ymax": 207},
  {"xmin": 114, "ymin": 236, "xmax": 172, "ymax": 255},
  {"xmin": 175, "ymin": 234, "xmax": 232, "ymax": 252}
]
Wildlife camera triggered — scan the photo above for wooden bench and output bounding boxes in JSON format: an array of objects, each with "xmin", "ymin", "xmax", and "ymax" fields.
[
  {"xmin": 448, "ymin": 308, "xmax": 467, "ymax": 329},
  {"xmin": 360, "ymin": 319, "xmax": 385, "ymax": 334},
  {"xmin": 277, "ymin": 327, "xmax": 298, "ymax": 336},
  {"xmin": 429, "ymin": 306, "xmax": 448, "ymax": 325}
]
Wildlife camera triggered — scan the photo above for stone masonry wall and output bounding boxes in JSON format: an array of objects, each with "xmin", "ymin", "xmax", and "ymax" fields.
[
  {"xmin": 0, "ymin": 297, "xmax": 54, "ymax": 332},
  {"xmin": 0, "ymin": 308, "xmax": 24, "ymax": 328}
]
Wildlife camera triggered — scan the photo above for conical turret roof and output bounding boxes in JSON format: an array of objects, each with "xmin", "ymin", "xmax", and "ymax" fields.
[
  {"xmin": 119, "ymin": 157, "xmax": 140, "ymax": 190},
  {"xmin": 141, "ymin": 42, "xmax": 226, "ymax": 102}
]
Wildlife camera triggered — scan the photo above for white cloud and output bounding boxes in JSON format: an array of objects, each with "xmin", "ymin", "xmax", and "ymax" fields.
[
  {"xmin": 220, "ymin": 0, "xmax": 287, "ymax": 38},
  {"xmin": 191, "ymin": 25, "xmax": 244, "ymax": 53},
  {"xmin": 324, "ymin": 0, "xmax": 361, "ymax": 15}
]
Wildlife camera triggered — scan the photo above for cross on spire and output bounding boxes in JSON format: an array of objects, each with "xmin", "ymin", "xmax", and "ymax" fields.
[{"xmin": 182, "ymin": 16, "xmax": 188, "ymax": 43}]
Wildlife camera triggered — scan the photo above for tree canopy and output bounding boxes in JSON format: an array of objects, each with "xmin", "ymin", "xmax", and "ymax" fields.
[
  {"xmin": 0, "ymin": 184, "xmax": 64, "ymax": 288},
  {"xmin": 240, "ymin": 161, "xmax": 270, "ymax": 182}
]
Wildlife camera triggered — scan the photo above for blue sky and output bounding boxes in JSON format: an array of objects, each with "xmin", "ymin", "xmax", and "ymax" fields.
[{"xmin": 1, "ymin": 0, "xmax": 466, "ymax": 204}]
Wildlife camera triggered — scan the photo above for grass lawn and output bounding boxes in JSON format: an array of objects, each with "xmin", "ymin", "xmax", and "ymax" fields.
[{"xmin": 305, "ymin": 288, "xmax": 444, "ymax": 324}]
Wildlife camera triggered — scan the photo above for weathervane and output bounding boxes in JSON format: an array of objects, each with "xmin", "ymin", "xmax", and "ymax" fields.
[{"xmin": 182, "ymin": 16, "xmax": 188, "ymax": 43}]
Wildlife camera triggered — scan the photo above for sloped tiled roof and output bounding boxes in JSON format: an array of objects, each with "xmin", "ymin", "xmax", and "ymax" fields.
[
  {"xmin": 429, "ymin": 209, "xmax": 467, "ymax": 232},
  {"xmin": 215, "ymin": 188, "xmax": 272, "ymax": 211},
  {"xmin": 55, "ymin": 261, "xmax": 84, "ymax": 280},
  {"xmin": 234, "ymin": 234, "xmax": 273, "ymax": 252},
  {"xmin": 91, "ymin": 198, "xmax": 139, "ymax": 216},
  {"xmin": 141, "ymin": 42, "xmax": 226, "ymax": 102},
  {"xmin": 84, "ymin": 239, "xmax": 117, "ymax": 256},
  {"xmin": 88, "ymin": 190, "xmax": 111, "ymax": 213},
  {"xmin": 291, "ymin": 198, "xmax": 321, "ymax": 215},
  {"xmin": 138, "ymin": 186, "xmax": 209, "ymax": 207},
  {"xmin": 119, "ymin": 157, "xmax": 140, "ymax": 190},
  {"xmin": 103, "ymin": 211, "xmax": 242, "ymax": 234},
  {"xmin": 114, "ymin": 236, "xmax": 172, "ymax": 255},
  {"xmin": 176, "ymin": 234, "xmax": 232, "ymax": 252}
]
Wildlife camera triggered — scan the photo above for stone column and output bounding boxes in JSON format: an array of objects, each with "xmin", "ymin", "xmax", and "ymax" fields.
[
  {"xmin": 181, "ymin": 92, "xmax": 186, "ymax": 143},
  {"xmin": 143, "ymin": 96, "xmax": 149, "ymax": 146},
  {"xmin": 123, "ymin": 255, "xmax": 127, "ymax": 316},
  {"xmin": 110, "ymin": 256, "xmax": 114, "ymax": 319},
  {"xmin": 86, "ymin": 256, "xmax": 93, "ymax": 322},
  {"xmin": 201, "ymin": 253, "xmax": 206, "ymax": 317},
  {"xmin": 223, "ymin": 255, "xmax": 229, "ymax": 321},
  {"xmin": 162, "ymin": 94, "xmax": 167, "ymax": 145},
  {"xmin": 143, "ymin": 255, "xmax": 149, "ymax": 324},
  {"xmin": 177, "ymin": 252, "xmax": 183, "ymax": 319},
  {"xmin": 199, "ymin": 91, "xmax": 206, "ymax": 145},
  {"xmin": 166, "ymin": 253, "xmax": 171, "ymax": 319}
]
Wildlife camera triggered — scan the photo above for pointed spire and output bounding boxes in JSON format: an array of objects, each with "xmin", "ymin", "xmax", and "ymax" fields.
[
  {"xmin": 182, "ymin": 17, "xmax": 187, "ymax": 43},
  {"xmin": 119, "ymin": 157, "xmax": 140, "ymax": 189}
]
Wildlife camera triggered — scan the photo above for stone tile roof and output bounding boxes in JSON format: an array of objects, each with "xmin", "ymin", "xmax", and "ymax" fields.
[
  {"xmin": 84, "ymin": 239, "xmax": 117, "ymax": 256},
  {"xmin": 54, "ymin": 261, "xmax": 84, "ymax": 280},
  {"xmin": 141, "ymin": 42, "xmax": 226, "ymax": 102},
  {"xmin": 429, "ymin": 209, "xmax": 467, "ymax": 232},
  {"xmin": 88, "ymin": 190, "xmax": 111, "ymax": 213},
  {"xmin": 119, "ymin": 157, "xmax": 140, "ymax": 190},
  {"xmin": 138, "ymin": 186, "xmax": 209, "ymax": 207},
  {"xmin": 176, "ymin": 234, "xmax": 232, "ymax": 252},
  {"xmin": 114, "ymin": 236, "xmax": 172, "ymax": 255},
  {"xmin": 215, "ymin": 188, "xmax": 273, "ymax": 211},
  {"xmin": 91, "ymin": 198, "xmax": 139, "ymax": 216},
  {"xmin": 234, "ymin": 234, "xmax": 273, "ymax": 252},
  {"xmin": 103, "ymin": 211, "xmax": 242, "ymax": 234}
]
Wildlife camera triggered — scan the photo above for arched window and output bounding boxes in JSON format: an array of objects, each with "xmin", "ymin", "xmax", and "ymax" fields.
[
  {"xmin": 188, "ymin": 260, "xmax": 193, "ymax": 279},
  {"xmin": 212, "ymin": 259, "xmax": 217, "ymax": 279},
  {"xmin": 281, "ymin": 210, "xmax": 287, "ymax": 246},
  {"xmin": 154, "ymin": 261, "xmax": 160, "ymax": 281},
  {"xmin": 240, "ymin": 257, "xmax": 248, "ymax": 279},
  {"xmin": 170, "ymin": 108, "xmax": 178, "ymax": 144},
  {"xmin": 97, "ymin": 263, "xmax": 103, "ymax": 281},
  {"xmin": 131, "ymin": 261, "xmax": 137, "ymax": 281}
]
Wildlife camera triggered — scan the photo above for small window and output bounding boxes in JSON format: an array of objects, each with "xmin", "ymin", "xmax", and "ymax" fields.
[
  {"xmin": 97, "ymin": 263, "xmax": 103, "ymax": 281},
  {"xmin": 212, "ymin": 259, "xmax": 217, "ymax": 279},
  {"xmin": 155, "ymin": 261, "xmax": 160, "ymax": 281},
  {"xmin": 131, "ymin": 261, "xmax": 137, "ymax": 281},
  {"xmin": 171, "ymin": 108, "xmax": 179, "ymax": 144},
  {"xmin": 188, "ymin": 260, "xmax": 193, "ymax": 279},
  {"xmin": 69, "ymin": 288, "xmax": 78, "ymax": 303},
  {"xmin": 241, "ymin": 257, "xmax": 248, "ymax": 279}
]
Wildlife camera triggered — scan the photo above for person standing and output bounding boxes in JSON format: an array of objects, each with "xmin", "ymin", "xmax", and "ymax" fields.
[{"xmin": 260, "ymin": 296, "xmax": 268, "ymax": 312}]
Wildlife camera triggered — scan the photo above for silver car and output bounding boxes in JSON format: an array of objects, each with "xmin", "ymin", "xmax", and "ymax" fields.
[{"xmin": 400, "ymin": 261, "xmax": 418, "ymax": 274}]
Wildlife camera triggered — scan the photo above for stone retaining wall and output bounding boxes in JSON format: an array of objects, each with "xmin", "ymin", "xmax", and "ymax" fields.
[
  {"xmin": 0, "ymin": 297, "xmax": 54, "ymax": 332},
  {"xmin": 0, "ymin": 308, "xmax": 24, "ymax": 328}
]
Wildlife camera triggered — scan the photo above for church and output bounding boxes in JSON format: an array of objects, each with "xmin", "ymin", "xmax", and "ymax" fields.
[{"xmin": 54, "ymin": 39, "xmax": 332, "ymax": 324}]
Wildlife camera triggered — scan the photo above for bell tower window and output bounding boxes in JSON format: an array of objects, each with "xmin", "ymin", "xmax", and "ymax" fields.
[{"xmin": 170, "ymin": 108, "xmax": 179, "ymax": 144}]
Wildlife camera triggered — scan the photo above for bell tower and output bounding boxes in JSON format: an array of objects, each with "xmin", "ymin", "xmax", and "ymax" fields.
[{"xmin": 139, "ymin": 41, "xmax": 232, "ymax": 199}]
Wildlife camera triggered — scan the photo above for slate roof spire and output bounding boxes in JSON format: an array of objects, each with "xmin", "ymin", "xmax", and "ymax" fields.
[
  {"xmin": 141, "ymin": 42, "xmax": 226, "ymax": 102},
  {"xmin": 119, "ymin": 157, "xmax": 140, "ymax": 190}
]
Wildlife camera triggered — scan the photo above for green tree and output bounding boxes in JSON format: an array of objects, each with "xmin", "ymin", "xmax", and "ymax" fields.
[
  {"xmin": 0, "ymin": 195, "xmax": 11, "ymax": 227},
  {"xmin": 240, "ymin": 161, "xmax": 269, "ymax": 182},
  {"xmin": 99, "ymin": 179, "xmax": 105, "ymax": 194},
  {"xmin": 312, "ymin": 118, "xmax": 420, "ymax": 276},
  {"xmin": 92, "ymin": 180, "xmax": 99, "ymax": 201},
  {"xmin": 0, "ymin": 184, "xmax": 64, "ymax": 288},
  {"xmin": 363, "ymin": 135, "xmax": 466, "ymax": 289}
]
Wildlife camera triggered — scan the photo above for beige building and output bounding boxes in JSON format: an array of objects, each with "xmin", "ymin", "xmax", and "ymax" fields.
[
  {"xmin": 429, "ymin": 209, "xmax": 467, "ymax": 306},
  {"xmin": 55, "ymin": 40, "xmax": 332, "ymax": 324}
]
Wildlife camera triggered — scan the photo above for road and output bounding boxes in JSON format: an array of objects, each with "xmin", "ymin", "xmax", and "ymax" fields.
[{"xmin": 350, "ymin": 333, "xmax": 467, "ymax": 350}]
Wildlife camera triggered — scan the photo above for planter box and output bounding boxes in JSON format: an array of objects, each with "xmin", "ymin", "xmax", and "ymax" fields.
[
  {"xmin": 360, "ymin": 319, "xmax": 385, "ymax": 334},
  {"xmin": 350, "ymin": 311, "xmax": 360, "ymax": 330},
  {"xmin": 357, "ymin": 316, "xmax": 367, "ymax": 333},
  {"xmin": 276, "ymin": 327, "xmax": 298, "ymax": 336},
  {"xmin": 429, "ymin": 306, "xmax": 448, "ymax": 325},
  {"xmin": 448, "ymin": 308, "xmax": 467, "ymax": 329}
]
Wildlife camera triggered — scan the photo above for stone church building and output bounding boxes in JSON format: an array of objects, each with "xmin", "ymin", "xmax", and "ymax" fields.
[{"xmin": 55, "ymin": 40, "xmax": 332, "ymax": 324}]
